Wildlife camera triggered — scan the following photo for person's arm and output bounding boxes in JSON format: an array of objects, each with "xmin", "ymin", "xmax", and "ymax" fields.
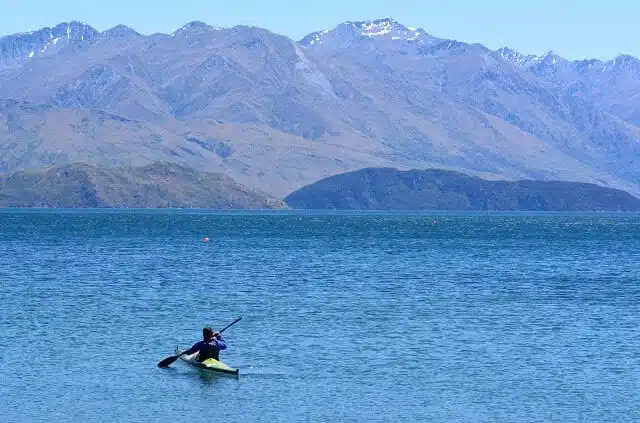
[
  {"xmin": 183, "ymin": 341, "xmax": 202, "ymax": 355},
  {"xmin": 213, "ymin": 333, "xmax": 227, "ymax": 350}
]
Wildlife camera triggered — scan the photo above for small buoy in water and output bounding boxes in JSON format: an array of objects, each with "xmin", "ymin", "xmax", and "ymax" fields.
[{"xmin": 203, "ymin": 237, "xmax": 210, "ymax": 243}]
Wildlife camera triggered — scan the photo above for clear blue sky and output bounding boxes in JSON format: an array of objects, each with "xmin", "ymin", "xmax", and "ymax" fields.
[{"xmin": 1, "ymin": 0, "xmax": 636, "ymax": 60}]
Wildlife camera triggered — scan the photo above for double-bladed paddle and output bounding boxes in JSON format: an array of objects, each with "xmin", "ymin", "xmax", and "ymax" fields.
[{"xmin": 157, "ymin": 316, "xmax": 242, "ymax": 368}]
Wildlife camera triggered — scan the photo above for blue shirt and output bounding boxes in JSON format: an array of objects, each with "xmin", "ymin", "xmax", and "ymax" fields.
[{"xmin": 184, "ymin": 338, "xmax": 227, "ymax": 361}]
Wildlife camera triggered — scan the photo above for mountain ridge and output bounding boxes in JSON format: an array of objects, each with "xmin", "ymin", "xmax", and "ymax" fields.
[
  {"xmin": 0, "ymin": 18, "xmax": 638, "ymax": 199},
  {"xmin": 3, "ymin": 19, "xmax": 637, "ymax": 67}
]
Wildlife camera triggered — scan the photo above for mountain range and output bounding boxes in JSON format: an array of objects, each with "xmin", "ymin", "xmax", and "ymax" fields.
[{"xmin": 0, "ymin": 18, "xmax": 638, "ymax": 198}]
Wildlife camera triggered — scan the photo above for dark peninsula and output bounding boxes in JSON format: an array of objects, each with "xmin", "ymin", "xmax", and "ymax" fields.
[{"xmin": 285, "ymin": 167, "xmax": 640, "ymax": 211}]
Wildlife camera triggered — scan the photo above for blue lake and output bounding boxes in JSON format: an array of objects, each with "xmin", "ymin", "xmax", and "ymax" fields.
[{"xmin": 1, "ymin": 210, "xmax": 639, "ymax": 422}]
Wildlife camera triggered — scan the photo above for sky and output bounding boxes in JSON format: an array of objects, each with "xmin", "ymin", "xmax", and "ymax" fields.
[{"xmin": 0, "ymin": 0, "xmax": 637, "ymax": 60}]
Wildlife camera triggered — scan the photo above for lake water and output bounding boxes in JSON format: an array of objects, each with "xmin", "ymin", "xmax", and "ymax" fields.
[{"xmin": 1, "ymin": 210, "xmax": 639, "ymax": 422}]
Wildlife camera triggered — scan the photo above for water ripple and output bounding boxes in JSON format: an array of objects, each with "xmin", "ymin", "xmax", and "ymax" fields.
[{"xmin": 1, "ymin": 210, "xmax": 639, "ymax": 422}]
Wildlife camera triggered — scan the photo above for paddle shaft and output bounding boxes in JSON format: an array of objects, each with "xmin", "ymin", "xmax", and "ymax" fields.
[{"xmin": 217, "ymin": 317, "xmax": 242, "ymax": 334}]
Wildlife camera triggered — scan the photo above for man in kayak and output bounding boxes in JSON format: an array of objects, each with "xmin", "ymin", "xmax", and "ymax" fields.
[{"xmin": 183, "ymin": 327, "xmax": 227, "ymax": 362}]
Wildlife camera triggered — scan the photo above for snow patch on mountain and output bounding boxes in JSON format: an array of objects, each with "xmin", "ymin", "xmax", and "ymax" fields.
[
  {"xmin": 496, "ymin": 47, "xmax": 538, "ymax": 67},
  {"xmin": 305, "ymin": 29, "xmax": 330, "ymax": 46},
  {"xmin": 0, "ymin": 21, "xmax": 98, "ymax": 67},
  {"xmin": 299, "ymin": 18, "xmax": 429, "ymax": 49}
]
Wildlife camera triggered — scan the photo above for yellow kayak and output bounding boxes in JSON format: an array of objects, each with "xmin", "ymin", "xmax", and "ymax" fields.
[{"xmin": 175, "ymin": 347, "xmax": 239, "ymax": 377}]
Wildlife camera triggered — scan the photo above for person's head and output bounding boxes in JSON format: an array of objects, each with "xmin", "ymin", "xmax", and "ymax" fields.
[{"xmin": 203, "ymin": 327, "xmax": 214, "ymax": 341}]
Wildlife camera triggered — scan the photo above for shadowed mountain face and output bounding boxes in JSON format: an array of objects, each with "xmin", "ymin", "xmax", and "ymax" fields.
[
  {"xmin": 0, "ymin": 162, "xmax": 286, "ymax": 208},
  {"xmin": 0, "ymin": 19, "xmax": 639, "ymax": 198},
  {"xmin": 284, "ymin": 167, "xmax": 640, "ymax": 211}
]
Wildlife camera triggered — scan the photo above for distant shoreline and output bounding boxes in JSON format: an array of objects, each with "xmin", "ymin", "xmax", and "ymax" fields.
[
  {"xmin": 2, "ymin": 208, "xmax": 639, "ymax": 215},
  {"xmin": 1, "ymin": 163, "xmax": 638, "ymax": 212}
]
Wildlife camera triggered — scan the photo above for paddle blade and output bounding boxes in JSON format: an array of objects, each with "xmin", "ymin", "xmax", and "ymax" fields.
[{"xmin": 157, "ymin": 354, "xmax": 180, "ymax": 368}]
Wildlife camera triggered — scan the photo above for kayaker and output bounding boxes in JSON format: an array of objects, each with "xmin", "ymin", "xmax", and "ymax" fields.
[{"xmin": 183, "ymin": 327, "xmax": 227, "ymax": 362}]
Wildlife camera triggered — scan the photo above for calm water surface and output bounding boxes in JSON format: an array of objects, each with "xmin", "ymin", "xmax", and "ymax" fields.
[{"xmin": 1, "ymin": 210, "xmax": 639, "ymax": 422}]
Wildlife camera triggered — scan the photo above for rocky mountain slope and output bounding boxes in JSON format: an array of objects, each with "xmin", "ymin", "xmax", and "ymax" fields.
[
  {"xmin": 0, "ymin": 19, "xmax": 638, "ymax": 197},
  {"xmin": 285, "ymin": 167, "xmax": 640, "ymax": 211}
]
